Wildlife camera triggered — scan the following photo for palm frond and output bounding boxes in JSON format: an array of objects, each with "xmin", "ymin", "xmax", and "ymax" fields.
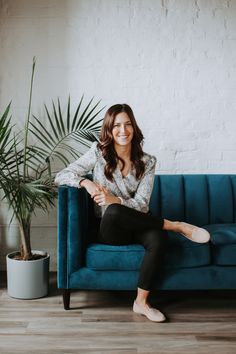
[
  {"xmin": 44, "ymin": 104, "xmax": 59, "ymax": 140},
  {"xmin": 57, "ymin": 98, "xmax": 66, "ymax": 136},
  {"xmin": 71, "ymin": 95, "xmax": 84, "ymax": 131},
  {"xmin": 66, "ymin": 96, "xmax": 71, "ymax": 132},
  {"xmin": 0, "ymin": 109, "xmax": 12, "ymax": 153},
  {"xmin": 74, "ymin": 97, "xmax": 95, "ymax": 131},
  {"xmin": 29, "ymin": 123, "xmax": 56, "ymax": 149},
  {"xmin": 52, "ymin": 100, "xmax": 63, "ymax": 138},
  {"xmin": 30, "ymin": 96, "xmax": 104, "ymax": 168},
  {"xmin": 72, "ymin": 130, "xmax": 100, "ymax": 143}
]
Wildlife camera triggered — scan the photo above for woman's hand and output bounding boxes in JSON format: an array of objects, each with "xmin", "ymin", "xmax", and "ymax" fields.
[
  {"xmin": 92, "ymin": 185, "xmax": 121, "ymax": 206},
  {"xmin": 79, "ymin": 179, "xmax": 101, "ymax": 196}
]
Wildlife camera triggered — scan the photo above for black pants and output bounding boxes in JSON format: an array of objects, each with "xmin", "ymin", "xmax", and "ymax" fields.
[{"xmin": 97, "ymin": 204, "xmax": 167, "ymax": 291}]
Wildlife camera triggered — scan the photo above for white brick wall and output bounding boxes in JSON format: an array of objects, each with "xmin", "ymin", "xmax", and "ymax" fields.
[{"xmin": 0, "ymin": 0, "xmax": 236, "ymax": 270}]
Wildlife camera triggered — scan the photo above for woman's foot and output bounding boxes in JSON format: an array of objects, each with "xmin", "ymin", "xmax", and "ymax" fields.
[
  {"xmin": 163, "ymin": 220, "xmax": 210, "ymax": 243},
  {"xmin": 178, "ymin": 222, "xmax": 210, "ymax": 243},
  {"xmin": 133, "ymin": 301, "xmax": 166, "ymax": 322}
]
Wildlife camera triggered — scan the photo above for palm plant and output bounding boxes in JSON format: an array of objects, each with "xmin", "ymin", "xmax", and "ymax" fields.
[{"xmin": 0, "ymin": 58, "xmax": 104, "ymax": 260}]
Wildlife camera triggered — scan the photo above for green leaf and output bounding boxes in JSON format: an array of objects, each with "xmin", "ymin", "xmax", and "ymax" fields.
[
  {"xmin": 30, "ymin": 116, "xmax": 57, "ymax": 146},
  {"xmin": 57, "ymin": 98, "xmax": 66, "ymax": 136},
  {"xmin": 44, "ymin": 104, "xmax": 59, "ymax": 140},
  {"xmin": 71, "ymin": 95, "xmax": 84, "ymax": 131},
  {"xmin": 52, "ymin": 100, "xmax": 63, "ymax": 137},
  {"xmin": 66, "ymin": 96, "xmax": 71, "ymax": 132},
  {"xmin": 74, "ymin": 97, "xmax": 94, "ymax": 131}
]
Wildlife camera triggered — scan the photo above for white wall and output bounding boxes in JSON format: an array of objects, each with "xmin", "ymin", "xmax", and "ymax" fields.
[{"xmin": 1, "ymin": 0, "xmax": 236, "ymax": 270}]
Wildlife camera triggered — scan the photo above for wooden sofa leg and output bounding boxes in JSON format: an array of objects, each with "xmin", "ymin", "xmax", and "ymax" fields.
[{"xmin": 63, "ymin": 289, "xmax": 71, "ymax": 310}]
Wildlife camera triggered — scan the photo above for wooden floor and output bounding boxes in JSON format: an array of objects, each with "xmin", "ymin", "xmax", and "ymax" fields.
[{"xmin": 1, "ymin": 272, "xmax": 236, "ymax": 354}]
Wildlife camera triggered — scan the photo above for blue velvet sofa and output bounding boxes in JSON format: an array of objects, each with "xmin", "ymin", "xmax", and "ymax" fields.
[{"xmin": 57, "ymin": 174, "xmax": 236, "ymax": 309}]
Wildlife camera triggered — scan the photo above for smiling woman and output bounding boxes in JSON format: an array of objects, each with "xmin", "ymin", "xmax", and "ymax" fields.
[
  {"xmin": 112, "ymin": 113, "xmax": 134, "ymax": 177},
  {"xmin": 98, "ymin": 104, "xmax": 145, "ymax": 182},
  {"xmin": 112, "ymin": 113, "xmax": 134, "ymax": 146},
  {"xmin": 55, "ymin": 103, "xmax": 210, "ymax": 322}
]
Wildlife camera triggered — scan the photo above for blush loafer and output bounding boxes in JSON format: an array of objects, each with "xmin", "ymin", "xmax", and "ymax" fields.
[
  {"xmin": 133, "ymin": 301, "xmax": 166, "ymax": 322},
  {"xmin": 180, "ymin": 222, "xmax": 210, "ymax": 243}
]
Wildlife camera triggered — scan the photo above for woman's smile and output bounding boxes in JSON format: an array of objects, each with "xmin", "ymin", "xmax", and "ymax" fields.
[{"xmin": 112, "ymin": 112, "xmax": 134, "ymax": 147}]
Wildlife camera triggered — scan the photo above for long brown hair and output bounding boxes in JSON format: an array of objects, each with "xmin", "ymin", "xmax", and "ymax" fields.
[{"xmin": 98, "ymin": 104, "xmax": 145, "ymax": 181}]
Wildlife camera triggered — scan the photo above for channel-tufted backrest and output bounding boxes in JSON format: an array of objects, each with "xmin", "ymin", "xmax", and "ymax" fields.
[{"xmin": 149, "ymin": 175, "xmax": 236, "ymax": 226}]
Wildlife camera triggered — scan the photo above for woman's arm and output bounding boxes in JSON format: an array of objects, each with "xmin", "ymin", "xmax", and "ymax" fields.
[
  {"xmin": 92, "ymin": 185, "xmax": 122, "ymax": 206},
  {"xmin": 92, "ymin": 155, "xmax": 156, "ymax": 211},
  {"xmin": 121, "ymin": 155, "xmax": 157, "ymax": 213},
  {"xmin": 54, "ymin": 142, "xmax": 98, "ymax": 189}
]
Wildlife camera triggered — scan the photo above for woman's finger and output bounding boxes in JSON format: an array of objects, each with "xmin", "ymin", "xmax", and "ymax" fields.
[
  {"xmin": 93, "ymin": 195, "xmax": 104, "ymax": 203},
  {"xmin": 91, "ymin": 189, "xmax": 100, "ymax": 198},
  {"xmin": 95, "ymin": 182, "xmax": 103, "ymax": 191}
]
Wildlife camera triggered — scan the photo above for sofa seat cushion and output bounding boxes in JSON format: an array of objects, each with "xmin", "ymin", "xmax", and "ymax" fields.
[
  {"xmin": 86, "ymin": 241, "xmax": 211, "ymax": 271},
  {"xmin": 204, "ymin": 224, "xmax": 236, "ymax": 265}
]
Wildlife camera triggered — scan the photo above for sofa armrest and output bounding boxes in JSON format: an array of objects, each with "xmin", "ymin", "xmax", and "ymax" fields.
[{"xmin": 57, "ymin": 186, "xmax": 89, "ymax": 289}]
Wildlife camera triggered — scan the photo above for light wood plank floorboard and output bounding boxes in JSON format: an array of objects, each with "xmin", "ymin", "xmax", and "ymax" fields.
[{"xmin": 0, "ymin": 272, "xmax": 236, "ymax": 354}]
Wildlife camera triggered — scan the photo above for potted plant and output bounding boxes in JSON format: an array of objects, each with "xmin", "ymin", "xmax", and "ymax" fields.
[{"xmin": 0, "ymin": 58, "xmax": 104, "ymax": 299}]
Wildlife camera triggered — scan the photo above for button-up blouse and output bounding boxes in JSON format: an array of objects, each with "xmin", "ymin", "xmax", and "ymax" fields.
[{"xmin": 55, "ymin": 142, "xmax": 157, "ymax": 217}]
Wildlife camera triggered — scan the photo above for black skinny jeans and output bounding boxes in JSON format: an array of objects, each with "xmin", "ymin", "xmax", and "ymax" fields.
[{"xmin": 97, "ymin": 204, "xmax": 167, "ymax": 291}]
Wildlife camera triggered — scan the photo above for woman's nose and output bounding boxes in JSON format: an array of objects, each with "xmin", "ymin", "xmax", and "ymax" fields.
[{"xmin": 120, "ymin": 125, "xmax": 126, "ymax": 133}]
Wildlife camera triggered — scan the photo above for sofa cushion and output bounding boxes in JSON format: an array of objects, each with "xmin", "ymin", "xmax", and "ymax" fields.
[
  {"xmin": 211, "ymin": 244, "xmax": 236, "ymax": 266},
  {"xmin": 86, "ymin": 241, "xmax": 211, "ymax": 271},
  {"xmin": 204, "ymin": 224, "xmax": 236, "ymax": 265},
  {"xmin": 204, "ymin": 224, "xmax": 236, "ymax": 245}
]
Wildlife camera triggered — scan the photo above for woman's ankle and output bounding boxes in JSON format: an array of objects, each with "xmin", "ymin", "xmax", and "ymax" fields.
[
  {"xmin": 135, "ymin": 287, "xmax": 150, "ymax": 307},
  {"xmin": 163, "ymin": 219, "xmax": 181, "ymax": 232},
  {"xmin": 135, "ymin": 298, "xmax": 150, "ymax": 308}
]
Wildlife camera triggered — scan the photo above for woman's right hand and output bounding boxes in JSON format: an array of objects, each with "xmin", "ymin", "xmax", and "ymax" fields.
[{"xmin": 80, "ymin": 179, "xmax": 101, "ymax": 197}]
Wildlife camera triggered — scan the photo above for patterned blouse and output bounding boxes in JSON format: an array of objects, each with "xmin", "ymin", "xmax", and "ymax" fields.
[{"xmin": 55, "ymin": 142, "xmax": 157, "ymax": 217}]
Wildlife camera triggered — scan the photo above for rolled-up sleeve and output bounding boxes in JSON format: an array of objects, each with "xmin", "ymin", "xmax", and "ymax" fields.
[
  {"xmin": 121, "ymin": 156, "xmax": 157, "ymax": 213},
  {"xmin": 54, "ymin": 142, "xmax": 98, "ymax": 188}
]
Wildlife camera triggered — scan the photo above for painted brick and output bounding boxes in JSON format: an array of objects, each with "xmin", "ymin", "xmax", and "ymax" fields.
[{"xmin": 0, "ymin": 0, "xmax": 236, "ymax": 270}]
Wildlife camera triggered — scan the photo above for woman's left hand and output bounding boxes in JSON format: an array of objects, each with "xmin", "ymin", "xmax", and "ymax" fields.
[{"xmin": 92, "ymin": 185, "xmax": 120, "ymax": 206}]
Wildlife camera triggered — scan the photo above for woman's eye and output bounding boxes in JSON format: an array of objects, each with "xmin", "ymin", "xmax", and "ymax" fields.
[{"xmin": 113, "ymin": 123, "xmax": 132, "ymax": 128}]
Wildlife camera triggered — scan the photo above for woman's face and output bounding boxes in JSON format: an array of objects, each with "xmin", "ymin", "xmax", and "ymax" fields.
[{"xmin": 112, "ymin": 112, "xmax": 134, "ymax": 147}]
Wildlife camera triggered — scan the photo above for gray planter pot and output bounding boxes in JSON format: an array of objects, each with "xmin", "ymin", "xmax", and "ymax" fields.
[{"xmin": 6, "ymin": 250, "xmax": 50, "ymax": 299}]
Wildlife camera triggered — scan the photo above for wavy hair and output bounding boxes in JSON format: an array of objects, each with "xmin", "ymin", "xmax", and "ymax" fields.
[{"xmin": 98, "ymin": 104, "xmax": 145, "ymax": 181}]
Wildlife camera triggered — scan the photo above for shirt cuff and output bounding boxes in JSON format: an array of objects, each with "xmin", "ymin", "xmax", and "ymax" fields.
[{"xmin": 117, "ymin": 197, "xmax": 123, "ymax": 205}]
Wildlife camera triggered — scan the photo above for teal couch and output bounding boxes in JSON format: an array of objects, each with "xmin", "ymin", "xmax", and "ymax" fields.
[{"xmin": 57, "ymin": 175, "xmax": 236, "ymax": 309}]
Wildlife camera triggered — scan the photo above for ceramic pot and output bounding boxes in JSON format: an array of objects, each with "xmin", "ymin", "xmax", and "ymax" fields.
[{"xmin": 6, "ymin": 250, "xmax": 50, "ymax": 299}]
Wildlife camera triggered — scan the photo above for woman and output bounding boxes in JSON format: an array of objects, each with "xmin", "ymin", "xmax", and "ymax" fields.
[{"xmin": 55, "ymin": 103, "xmax": 210, "ymax": 322}]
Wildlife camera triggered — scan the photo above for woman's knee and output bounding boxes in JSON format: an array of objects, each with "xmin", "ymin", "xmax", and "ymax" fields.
[
  {"xmin": 103, "ymin": 203, "xmax": 125, "ymax": 220},
  {"xmin": 143, "ymin": 229, "xmax": 168, "ymax": 251},
  {"xmin": 100, "ymin": 204, "xmax": 122, "ymax": 234}
]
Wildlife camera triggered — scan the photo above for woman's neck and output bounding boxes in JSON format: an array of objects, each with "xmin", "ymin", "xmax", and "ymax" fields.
[{"xmin": 114, "ymin": 143, "xmax": 131, "ymax": 160}]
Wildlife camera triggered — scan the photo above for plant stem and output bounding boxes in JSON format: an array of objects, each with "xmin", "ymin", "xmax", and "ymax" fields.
[
  {"xmin": 19, "ymin": 221, "xmax": 32, "ymax": 260},
  {"xmin": 23, "ymin": 57, "xmax": 36, "ymax": 181}
]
